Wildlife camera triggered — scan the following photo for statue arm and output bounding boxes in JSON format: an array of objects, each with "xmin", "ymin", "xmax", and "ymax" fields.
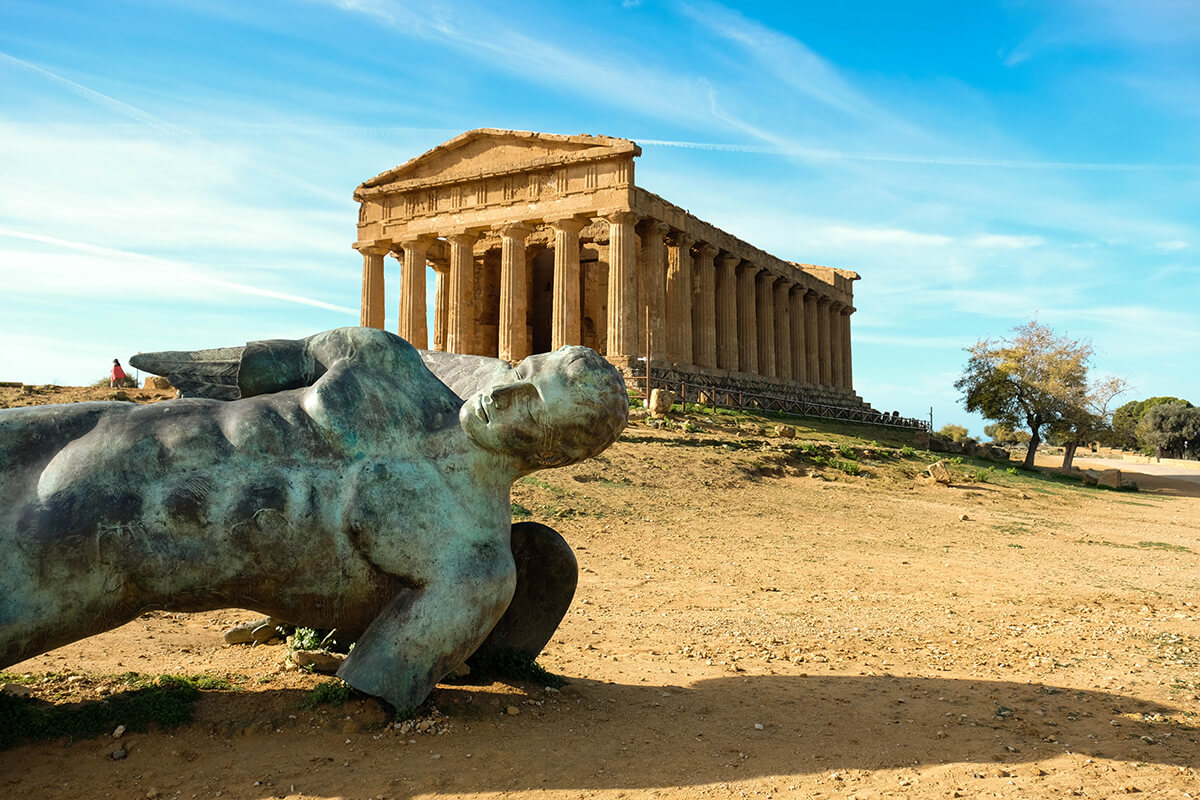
[{"xmin": 130, "ymin": 327, "xmax": 419, "ymax": 400}]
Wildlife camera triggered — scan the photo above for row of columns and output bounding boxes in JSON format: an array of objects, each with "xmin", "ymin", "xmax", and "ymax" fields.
[{"xmin": 359, "ymin": 212, "xmax": 854, "ymax": 392}]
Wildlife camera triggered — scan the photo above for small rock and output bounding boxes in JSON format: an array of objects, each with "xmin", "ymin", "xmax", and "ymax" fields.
[
  {"xmin": 112, "ymin": 724, "xmax": 126, "ymax": 739},
  {"xmin": 959, "ymin": 513, "xmax": 970, "ymax": 521},
  {"xmin": 111, "ymin": 748, "xmax": 127, "ymax": 761},
  {"xmin": 289, "ymin": 649, "xmax": 345, "ymax": 673},
  {"xmin": 775, "ymin": 425, "xmax": 796, "ymax": 439},
  {"xmin": 753, "ymin": 722, "xmax": 764, "ymax": 730},
  {"xmin": 506, "ymin": 705, "xmax": 520, "ymax": 716},
  {"xmin": 927, "ymin": 460, "xmax": 952, "ymax": 485}
]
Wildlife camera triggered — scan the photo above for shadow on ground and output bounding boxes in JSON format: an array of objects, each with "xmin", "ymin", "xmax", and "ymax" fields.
[{"xmin": 4, "ymin": 673, "xmax": 1193, "ymax": 797}]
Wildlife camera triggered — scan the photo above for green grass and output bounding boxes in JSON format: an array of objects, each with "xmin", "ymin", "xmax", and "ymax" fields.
[
  {"xmin": 300, "ymin": 679, "xmax": 355, "ymax": 709},
  {"xmin": 0, "ymin": 673, "xmax": 226, "ymax": 750}
]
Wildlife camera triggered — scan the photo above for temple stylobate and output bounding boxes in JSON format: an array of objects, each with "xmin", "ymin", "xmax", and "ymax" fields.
[{"xmin": 353, "ymin": 129, "xmax": 863, "ymax": 406}]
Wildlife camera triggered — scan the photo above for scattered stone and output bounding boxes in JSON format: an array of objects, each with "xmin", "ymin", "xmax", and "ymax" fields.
[
  {"xmin": 753, "ymin": 722, "xmax": 764, "ymax": 730},
  {"xmin": 927, "ymin": 461, "xmax": 952, "ymax": 485},
  {"xmin": 959, "ymin": 513, "xmax": 970, "ymax": 521},
  {"xmin": 111, "ymin": 748, "xmax": 128, "ymax": 761},
  {"xmin": 506, "ymin": 705, "xmax": 521, "ymax": 716},
  {"xmin": 775, "ymin": 425, "xmax": 796, "ymax": 439},
  {"xmin": 648, "ymin": 388, "xmax": 675, "ymax": 418},
  {"xmin": 112, "ymin": 724, "xmax": 126, "ymax": 739},
  {"xmin": 288, "ymin": 649, "xmax": 346, "ymax": 673},
  {"xmin": 1097, "ymin": 469, "xmax": 1122, "ymax": 489},
  {"xmin": 1082, "ymin": 470, "xmax": 1100, "ymax": 486},
  {"xmin": 224, "ymin": 616, "xmax": 289, "ymax": 645}
]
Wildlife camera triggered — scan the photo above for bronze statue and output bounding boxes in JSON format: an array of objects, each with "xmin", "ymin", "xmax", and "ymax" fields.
[{"xmin": 0, "ymin": 327, "xmax": 627, "ymax": 710}]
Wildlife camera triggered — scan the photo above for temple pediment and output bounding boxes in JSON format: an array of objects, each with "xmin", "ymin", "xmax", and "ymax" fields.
[{"xmin": 357, "ymin": 129, "xmax": 639, "ymax": 197}]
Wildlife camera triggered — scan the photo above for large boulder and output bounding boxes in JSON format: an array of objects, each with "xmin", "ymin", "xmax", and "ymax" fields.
[
  {"xmin": 1097, "ymin": 469, "xmax": 1122, "ymax": 489},
  {"xmin": 144, "ymin": 376, "xmax": 174, "ymax": 391}
]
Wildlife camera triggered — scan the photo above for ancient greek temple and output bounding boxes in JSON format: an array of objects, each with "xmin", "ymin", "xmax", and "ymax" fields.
[{"xmin": 353, "ymin": 129, "xmax": 863, "ymax": 406}]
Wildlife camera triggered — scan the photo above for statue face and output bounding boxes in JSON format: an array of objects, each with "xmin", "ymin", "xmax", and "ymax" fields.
[{"xmin": 459, "ymin": 346, "xmax": 626, "ymax": 469}]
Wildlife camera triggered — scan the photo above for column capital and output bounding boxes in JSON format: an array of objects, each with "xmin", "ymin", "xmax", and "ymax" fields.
[
  {"xmin": 637, "ymin": 218, "xmax": 670, "ymax": 237},
  {"xmin": 696, "ymin": 242, "xmax": 719, "ymax": 259},
  {"xmin": 715, "ymin": 251, "xmax": 741, "ymax": 269},
  {"xmin": 445, "ymin": 230, "xmax": 480, "ymax": 245},
  {"xmin": 495, "ymin": 221, "xmax": 533, "ymax": 239},
  {"xmin": 667, "ymin": 230, "xmax": 695, "ymax": 249},
  {"xmin": 398, "ymin": 233, "xmax": 436, "ymax": 250},
  {"xmin": 736, "ymin": 260, "xmax": 761, "ymax": 277},
  {"xmin": 547, "ymin": 215, "xmax": 588, "ymax": 235},
  {"xmin": 355, "ymin": 242, "xmax": 392, "ymax": 256},
  {"xmin": 604, "ymin": 210, "xmax": 640, "ymax": 226}
]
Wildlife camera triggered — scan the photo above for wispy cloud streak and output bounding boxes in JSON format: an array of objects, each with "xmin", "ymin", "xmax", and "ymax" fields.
[
  {"xmin": 638, "ymin": 138, "xmax": 1198, "ymax": 172},
  {"xmin": 0, "ymin": 228, "xmax": 358, "ymax": 315}
]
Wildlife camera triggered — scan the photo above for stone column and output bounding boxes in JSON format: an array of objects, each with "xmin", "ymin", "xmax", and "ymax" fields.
[
  {"xmin": 550, "ymin": 217, "xmax": 587, "ymax": 351},
  {"xmin": 398, "ymin": 236, "xmax": 433, "ymax": 348},
  {"xmin": 829, "ymin": 302, "xmax": 844, "ymax": 389},
  {"xmin": 755, "ymin": 272, "xmax": 776, "ymax": 378},
  {"xmin": 840, "ymin": 306, "xmax": 854, "ymax": 391},
  {"xmin": 665, "ymin": 231, "xmax": 695, "ymax": 365},
  {"xmin": 803, "ymin": 291, "xmax": 819, "ymax": 383},
  {"xmin": 497, "ymin": 222, "xmax": 533, "ymax": 363},
  {"xmin": 432, "ymin": 264, "xmax": 449, "ymax": 351},
  {"xmin": 692, "ymin": 243, "xmax": 718, "ymax": 368},
  {"xmin": 359, "ymin": 245, "xmax": 388, "ymax": 330},
  {"xmin": 446, "ymin": 232, "xmax": 478, "ymax": 355},
  {"xmin": 789, "ymin": 287, "xmax": 807, "ymax": 383},
  {"xmin": 774, "ymin": 280, "xmax": 792, "ymax": 381},
  {"xmin": 736, "ymin": 261, "xmax": 760, "ymax": 374},
  {"xmin": 605, "ymin": 211, "xmax": 639, "ymax": 363},
  {"xmin": 637, "ymin": 220, "xmax": 669, "ymax": 363},
  {"xmin": 817, "ymin": 296, "xmax": 833, "ymax": 387},
  {"xmin": 715, "ymin": 253, "xmax": 739, "ymax": 371}
]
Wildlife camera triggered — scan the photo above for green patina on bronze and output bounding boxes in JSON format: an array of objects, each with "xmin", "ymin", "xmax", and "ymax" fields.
[{"xmin": 0, "ymin": 327, "xmax": 626, "ymax": 711}]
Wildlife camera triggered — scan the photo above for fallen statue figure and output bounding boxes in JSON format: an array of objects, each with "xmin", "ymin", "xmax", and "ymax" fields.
[{"xmin": 0, "ymin": 327, "xmax": 627, "ymax": 711}]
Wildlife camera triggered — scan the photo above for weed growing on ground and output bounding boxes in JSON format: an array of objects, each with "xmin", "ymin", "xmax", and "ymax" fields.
[
  {"xmin": 900, "ymin": 446, "xmax": 915, "ymax": 457},
  {"xmin": 0, "ymin": 674, "xmax": 221, "ymax": 750},
  {"xmin": 301, "ymin": 679, "xmax": 355, "ymax": 709}
]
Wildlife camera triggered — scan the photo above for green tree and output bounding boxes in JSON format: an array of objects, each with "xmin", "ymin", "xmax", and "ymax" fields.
[
  {"xmin": 937, "ymin": 423, "xmax": 970, "ymax": 443},
  {"xmin": 1047, "ymin": 374, "xmax": 1128, "ymax": 470},
  {"xmin": 1138, "ymin": 403, "xmax": 1200, "ymax": 459},
  {"xmin": 955, "ymin": 321, "xmax": 1120, "ymax": 470},
  {"xmin": 983, "ymin": 422, "xmax": 1031, "ymax": 446},
  {"xmin": 1109, "ymin": 397, "xmax": 1192, "ymax": 450}
]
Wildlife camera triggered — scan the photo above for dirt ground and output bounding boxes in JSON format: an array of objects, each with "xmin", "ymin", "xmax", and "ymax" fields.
[{"xmin": 2, "ymin": 386, "xmax": 1199, "ymax": 799}]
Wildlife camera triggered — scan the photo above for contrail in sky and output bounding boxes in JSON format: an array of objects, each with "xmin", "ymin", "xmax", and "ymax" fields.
[
  {"xmin": 638, "ymin": 138, "xmax": 1198, "ymax": 172},
  {"xmin": 0, "ymin": 228, "xmax": 358, "ymax": 316}
]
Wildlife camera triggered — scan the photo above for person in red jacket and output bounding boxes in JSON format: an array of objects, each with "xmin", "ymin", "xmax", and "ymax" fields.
[{"xmin": 109, "ymin": 359, "xmax": 127, "ymax": 388}]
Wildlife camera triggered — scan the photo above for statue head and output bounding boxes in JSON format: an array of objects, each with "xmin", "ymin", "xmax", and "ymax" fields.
[{"xmin": 459, "ymin": 346, "xmax": 627, "ymax": 472}]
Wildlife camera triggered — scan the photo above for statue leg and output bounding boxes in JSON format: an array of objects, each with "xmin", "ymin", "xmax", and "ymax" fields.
[
  {"xmin": 467, "ymin": 521, "xmax": 578, "ymax": 666},
  {"xmin": 335, "ymin": 547, "xmax": 516, "ymax": 712}
]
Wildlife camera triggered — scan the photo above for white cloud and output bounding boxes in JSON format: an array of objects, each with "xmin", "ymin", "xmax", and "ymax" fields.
[
  {"xmin": 820, "ymin": 226, "xmax": 954, "ymax": 248},
  {"xmin": 1155, "ymin": 239, "xmax": 1189, "ymax": 251},
  {"xmin": 967, "ymin": 234, "xmax": 1045, "ymax": 249}
]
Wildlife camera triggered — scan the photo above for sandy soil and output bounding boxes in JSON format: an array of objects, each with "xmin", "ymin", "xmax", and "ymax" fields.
[{"xmin": 3, "ymin": 388, "xmax": 1199, "ymax": 799}]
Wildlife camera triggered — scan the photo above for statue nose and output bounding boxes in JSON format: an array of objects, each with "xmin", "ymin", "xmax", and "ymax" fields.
[{"xmin": 489, "ymin": 382, "xmax": 537, "ymax": 411}]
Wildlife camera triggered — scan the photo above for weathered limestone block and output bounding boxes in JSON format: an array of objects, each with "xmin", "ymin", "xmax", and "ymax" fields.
[
  {"xmin": 775, "ymin": 425, "xmax": 796, "ymax": 438},
  {"xmin": 1082, "ymin": 470, "xmax": 1100, "ymax": 485},
  {"xmin": 143, "ymin": 376, "xmax": 174, "ymax": 391},
  {"xmin": 648, "ymin": 388, "xmax": 675, "ymax": 418},
  {"xmin": 1098, "ymin": 469, "xmax": 1122, "ymax": 489},
  {"xmin": 927, "ymin": 460, "xmax": 952, "ymax": 484}
]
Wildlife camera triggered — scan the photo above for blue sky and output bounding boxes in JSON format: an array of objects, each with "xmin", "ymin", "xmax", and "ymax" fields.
[{"xmin": 1, "ymin": 0, "xmax": 1197, "ymax": 433}]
